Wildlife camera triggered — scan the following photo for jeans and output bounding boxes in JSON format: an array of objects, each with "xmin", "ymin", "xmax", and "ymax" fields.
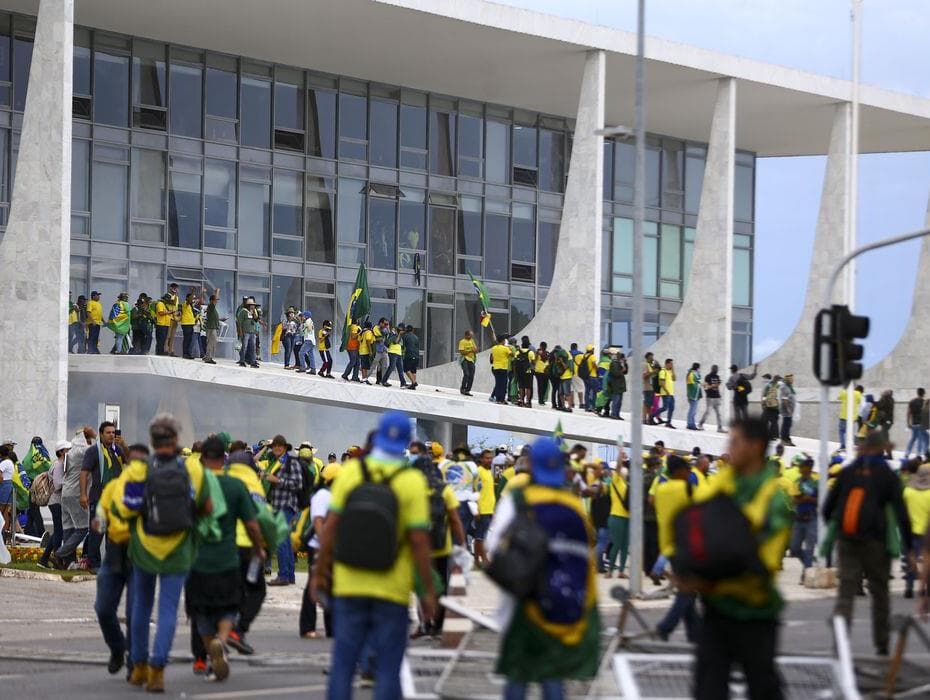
[
  {"xmin": 905, "ymin": 533, "xmax": 925, "ymax": 593},
  {"xmin": 56, "ymin": 520, "xmax": 88, "ymax": 565},
  {"xmin": 606, "ymin": 515, "xmax": 629, "ymax": 573},
  {"xmin": 504, "ymin": 681, "xmax": 564, "ymax": 700},
  {"xmin": 779, "ymin": 416, "xmax": 793, "ymax": 442},
  {"xmin": 457, "ymin": 501, "xmax": 475, "ymax": 540},
  {"xmin": 95, "ymin": 549, "xmax": 133, "ymax": 659},
  {"xmin": 240, "ymin": 332, "xmax": 257, "ymax": 365},
  {"xmin": 130, "ymin": 569, "xmax": 186, "ymax": 668},
  {"xmin": 275, "ymin": 506, "xmax": 298, "ymax": 582},
  {"xmin": 383, "ymin": 354, "xmax": 406, "ymax": 386},
  {"xmin": 790, "ymin": 518, "xmax": 818, "ymax": 569},
  {"xmin": 84, "ymin": 501, "xmax": 102, "ymax": 568},
  {"xmin": 181, "ymin": 324, "xmax": 195, "ymax": 357},
  {"xmin": 907, "ymin": 426, "xmax": 930, "ymax": 456},
  {"xmin": 112, "ymin": 333, "xmax": 130, "ymax": 354},
  {"xmin": 155, "ymin": 325, "xmax": 169, "ymax": 356},
  {"xmin": 40, "ymin": 503, "xmax": 63, "ymax": 564},
  {"xmin": 87, "ymin": 324, "xmax": 101, "ymax": 353},
  {"xmin": 700, "ymin": 397, "xmax": 723, "ymax": 429},
  {"xmin": 595, "ymin": 526, "xmax": 610, "ymax": 572},
  {"xmin": 342, "ymin": 350, "xmax": 360, "ymax": 380},
  {"xmin": 584, "ymin": 377, "xmax": 599, "ymax": 410},
  {"xmin": 834, "ymin": 537, "xmax": 891, "ymax": 653},
  {"xmin": 609, "ymin": 393, "xmax": 624, "ymax": 419},
  {"xmin": 283, "ymin": 333, "xmax": 296, "ymax": 366},
  {"xmin": 298, "ymin": 341, "xmax": 317, "ymax": 371},
  {"xmin": 69, "ymin": 322, "xmax": 86, "ymax": 353},
  {"xmin": 328, "ymin": 596, "xmax": 409, "ymax": 700},
  {"xmin": 838, "ymin": 419, "xmax": 848, "ymax": 449},
  {"xmin": 549, "ymin": 376, "xmax": 563, "ymax": 409},
  {"xmin": 657, "ymin": 592, "xmax": 700, "ymax": 642},
  {"xmin": 461, "ymin": 359, "xmax": 475, "ymax": 393},
  {"xmin": 687, "ymin": 398, "xmax": 699, "ymax": 428},
  {"xmin": 492, "ymin": 368, "xmax": 509, "ymax": 402},
  {"xmin": 237, "ymin": 547, "xmax": 266, "ymax": 635},
  {"xmin": 732, "ymin": 401, "xmax": 749, "ymax": 421},
  {"xmin": 653, "ymin": 395, "xmax": 675, "ymax": 424}
]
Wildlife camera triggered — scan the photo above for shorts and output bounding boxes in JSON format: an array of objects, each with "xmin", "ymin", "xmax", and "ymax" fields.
[
  {"xmin": 0, "ymin": 481, "xmax": 12, "ymax": 505},
  {"xmin": 403, "ymin": 358, "xmax": 419, "ymax": 373},
  {"xmin": 360, "ymin": 354, "xmax": 372, "ymax": 370},
  {"xmin": 643, "ymin": 390, "xmax": 655, "ymax": 405},
  {"xmin": 571, "ymin": 376, "xmax": 584, "ymax": 394},
  {"xmin": 560, "ymin": 379, "xmax": 573, "ymax": 396},
  {"xmin": 518, "ymin": 373, "xmax": 534, "ymax": 390},
  {"xmin": 474, "ymin": 516, "xmax": 491, "ymax": 540}
]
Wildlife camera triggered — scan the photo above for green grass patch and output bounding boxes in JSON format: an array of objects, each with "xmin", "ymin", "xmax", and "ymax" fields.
[{"xmin": 1, "ymin": 561, "xmax": 93, "ymax": 580}]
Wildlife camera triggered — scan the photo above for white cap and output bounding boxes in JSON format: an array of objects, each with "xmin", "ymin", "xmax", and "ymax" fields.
[
  {"xmin": 54, "ymin": 440, "xmax": 72, "ymax": 453},
  {"xmin": 0, "ymin": 438, "xmax": 15, "ymax": 446}
]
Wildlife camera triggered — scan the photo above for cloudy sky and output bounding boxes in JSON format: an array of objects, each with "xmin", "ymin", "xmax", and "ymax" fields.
[{"xmin": 500, "ymin": 0, "xmax": 930, "ymax": 366}]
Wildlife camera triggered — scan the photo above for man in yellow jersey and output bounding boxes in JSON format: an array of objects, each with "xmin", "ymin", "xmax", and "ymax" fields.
[
  {"xmin": 180, "ymin": 291, "xmax": 198, "ymax": 359},
  {"xmin": 154, "ymin": 293, "xmax": 173, "ymax": 356},
  {"xmin": 384, "ymin": 324, "xmax": 407, "ymax": 387},
  {"xmin": 358, "ymin": 320, "xmax": 375, "ymax": 384},
  {"xmin": 458, "ymin": 329, "xmax": 478, "ymax": 396},
  {"xmin": 533, "ymin": 341, "xmax": 550, "ymax": 405},
  {"xmin": 86, "ymin": 290, "xmax": 103, "ymax": 354},
  {"xmin": 317, "ymin": 319, "xmax": 334, "ymax": 377},
  {"xmin": 490, "ymin": 335, "xmax": 512, "ymax": 404},
  {"xmin": 653, "ymin": 358, "xmax": 676, "ymax": 427},
  {"xmin": 605, "ymin": 462, "xmax": 630, "ymax": 578},
  {"xmin": 905, "ymin": 464, "xmax": 930, "ymax": 599},
  {"xmin": 475, "ymin": 449, "xmax": 496, "ymax": 566},
  {"xmin": 837, "ymin": 384, "xmax": 863, "ymax": 450}
]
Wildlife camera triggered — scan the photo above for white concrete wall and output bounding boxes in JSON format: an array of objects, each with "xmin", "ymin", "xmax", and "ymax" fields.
[{"xmin": 0, "ymin": 0, "xmax": 72, "ymax": 446}]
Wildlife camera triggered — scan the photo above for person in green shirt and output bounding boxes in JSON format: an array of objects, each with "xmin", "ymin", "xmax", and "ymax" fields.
[
  {"xmin": 130, "ymin": 294, "xmax": 154, "ymax": 355},
  {"xmin": 187, "ymin": 436, "xmax": 264, "ymax": 682},
  {"xmin": 203, "ymin": 290, "xmax": 223, "ymax": 365},
  {"xmin": 236, "ymin": 298, "xmax": 258, "ymax": 368},
  {"xmin": 402, "ymin": 324, "xmax": 420, "ymax": 390}
]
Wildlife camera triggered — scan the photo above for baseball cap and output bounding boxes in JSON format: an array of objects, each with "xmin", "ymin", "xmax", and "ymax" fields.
[
  {"xmin": 372, "ymin": 410, "xmax": 411, "ymax": 457},
  {"xmin": 54, "ymin": 440, "xmax": 72, "ymax": 453},
  {"xmin": 431, "ymin": 442, "xmax": 445, "ymax": 459},
  {"xmin": 530, "ymin": 437, "xmax": 567, "ymax": 487}
]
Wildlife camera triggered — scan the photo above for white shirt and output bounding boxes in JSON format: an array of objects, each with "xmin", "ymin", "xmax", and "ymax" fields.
[
  {"xmin": 0, "ymin": 458, "xmax": 13, "ymax": 482},
  {"xmin": 302, "ymin": 318, "xmax": 316, "ymax": 343},
  {"xmin": 308, "ymin": 487, "xmax": 332, "ymax": 550}
]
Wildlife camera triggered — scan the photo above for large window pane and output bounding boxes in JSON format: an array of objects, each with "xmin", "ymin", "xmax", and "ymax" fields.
[
  {"xmin": 455, "ymin": 295, "xmax": 482, "ymax": 348},
  {"xmin": 369, "ymin": 198, "xmax": 396, "ymax": 269},
  {"xmin": 240, "ymin": 76, "xmax": 271, "ymax": 148},
  {"xmin": 484, "ymin": 212, "xmax": 509, "ymax": 281},
  {"xmin": 13, "ymin": 36, "xmax": 32, "ymax": 112},
  {"xmin": 428, "ymin": 207, "xmax": 454, "ymax": 276},
  {"xmin": 396, "ymin": 288, "xmax": 424, "ymax": 332},
  {"xmin": 206, "ymin": 66, "xmax": 236, "ymax": 118},
  {"xmin": 168, "ymin": 171, "xmax": 202, "ymax": 248},
  {"xmin": 614, "ymin": 140, "xmax": 634, "ymax": 203},
  {"xmin": 735, "ymin": 156, "xmax": 754, "ymax": 221},
  {"xmin": 486, "ymin": 120, "xmax": 510, "ymax": 184},
  {"xmin": 92, "ymin": 161, "xmax": 127, "ymax": 241},
  {"xmin": 370, "ymin": 99, "xmax": 397, "ymax": 168},
  {"xmin": 538, "ymin": 129, "xmax": 564, "ymax": 193},
  {"xmin": 427, "ymin": 306, "xmax": 453, "ymax": 365},
  {"xmin": 339, "ymin": 93, "xmax": 367, "ymax": 161},
  {"xmin": 272, "ymin": 275, "xmax": 302, "ymax": 323},
  {"xmin": 612, "ymin": 218, "xmax": 633, "ymax": 275},
  {"xmin": 457, "ymin": 114, "xmax": 482, "ymax": 179},
  {"xmin": 660, "ymin": 224, "xmax": 681, "ymax": 280},
  {"xmin": 129, "ymin": 261, "xmax": 164, "ymax": 301},
  {"xmin": 662, "ymin": 140, "xmax": 684, "ymax": 209},
  {"xmin": 169, "ymin": 62, "xmax": 202, "ymax": 138},
  {"xmin": 643, "ymin": 232, "xmax": 658, "ymax": 296},
  {"xmin": 512, "ymin": 205, "xmax": 535, "ymax": 262},
  {"xmin": 239, "ymin": 180, "xmax": 270, "ymax": 256},
  {"xmin": 72, "ymin": 139, "xmax": 90, "ymax": 213},
  {"xmin": 685, "ymin": 146, "xmax": 706, "ymax": 214},
  {"xmin": 429, "ymin": 110, "xmax": 455, "ymax": 176},
  {"xmin": 646, "ymin": 141, "xmax": 661, "ymax": 207},
  {"xmin": 602, "ymin": 141, "xmax": 613, "ymax": 200},
  {"xmin": 400, "ymin": 104, "xmax": 427, "ymax": 170},
  {"xmin": 131, "ymin": 149, "xmax": 165, "ymax": 222},
  {"xmin": 274, "ymin": 79, "xmax": 303, "ymax": 131},
  {"xmin": 457, "ymin": 197, "xmax": 481, "ymax": 257},
  {"xmin": 733, "ymin": 247, "xmax": 751, "ymax": 306},
  {"xmin": 273, "ymin": 170, "xmax": 302, "ymax": 236},
  {"xmin": 510, "ymin": 298, "xmax": 534, "ymax": 333},
  {"xmin": 306, "ymin": 190, "xmax": 334, "ymax": 263},
  {"xmin": 513, "ymin": 125, "xmax": 536, "ymax": 168},
  {"xmin": 399, "ymin": 197, "xmax": 425, "ymax": 250},
  {"xmin": 204, "ymin": 159, "xmax": 236, "ymax": 230},
  {"xmin": 94, "ymin": 52, "xmax": 129, "ymax": 127},
  {"xmin": 337, "ymin": 178, "xmax": 366, "ymax": 244},
  {"xmin": 307, "ymin": 89, "xmax": 336, "ymax": 159},
  {"xmin": 133, "ymin": 43, "xmax": 166, "ymax": 108},
  {"xmin": 74, "ymin": 43, "xmax": 91, "ymax": 96},
  {"xmin": 538, "ymin": 220, "xmax": 559, "ymax": 287},
  {"xmin": 203, "ymin": 268, "xmax": 235, "ymax": 323}
]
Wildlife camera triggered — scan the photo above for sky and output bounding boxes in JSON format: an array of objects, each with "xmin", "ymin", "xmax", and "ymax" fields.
[{"xmin": 497, "ymin": 0, "xmax": 930, "ymax": 367}]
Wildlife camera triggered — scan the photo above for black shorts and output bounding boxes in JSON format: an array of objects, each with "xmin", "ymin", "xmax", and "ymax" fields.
[
  {"xmin": 403, "ymin": 358, "xmax": 418, "ymax": 373},
  {"xmin": 360, "ymin": 354, "xmax": 372, "ymax": 370},
  {"xmin": 518, "ymin": 373, "xmax": 534, "ymax": 389}
]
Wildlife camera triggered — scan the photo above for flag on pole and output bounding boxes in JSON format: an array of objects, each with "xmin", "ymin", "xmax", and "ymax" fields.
[
  {"xmin": 339, "ymin": 264, "xmax": 371, "ymax": 352},
  {"xmin": 468, "ymin": 272, "xmax": 493, "ymax": 328},
  {"xmin": 553, "ymin": 420, "xmax": 568, "ymax": 452}
]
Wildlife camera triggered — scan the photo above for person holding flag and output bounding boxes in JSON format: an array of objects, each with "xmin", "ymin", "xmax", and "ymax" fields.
[
  {"xmin": 339, "ymin": 264, "xmax": 370, "ymax": 382},
  {"xmin": 468, "ymin": 272, "xmax": 495, "ymax": 336},
  {"xmin": 21, "ymin": 437, "xmax": 52, "ymax": 537},
  {"xmin": 108, "ymin": 292, "xmax": 132, "ymax": 355}
]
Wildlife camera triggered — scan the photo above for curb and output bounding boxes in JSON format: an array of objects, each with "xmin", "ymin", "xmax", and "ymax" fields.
[{"xmin": 0, "ymin": 567, "xmax": 95, "ymax": 583}]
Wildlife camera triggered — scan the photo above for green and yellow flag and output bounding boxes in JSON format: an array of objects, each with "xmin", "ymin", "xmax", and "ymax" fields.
[
  {"xmin": 553, "ymin": 420, "xmax": 568, "ymax": 452},
  {"xmin": 339, "ymin": 264, "xmax": 371, "ymax": 352},
  {"xmin": 468, "ymin": 272, "xmax": 493, "ymax": 327}
]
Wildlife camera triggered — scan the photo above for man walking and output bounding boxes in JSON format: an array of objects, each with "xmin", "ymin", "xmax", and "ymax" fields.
[
  {"xmin": 727, "ymin": 363, "xmax": 757, "ymax": 422},
  {"xmin": 699, "ymin": 364, "xmax": 724, "ymax": 432},
  {"xmin": 838, "ymin": 384, "xmax": 864, "ymax": 450},
  {"xmin": 402, "ymin": 324, "xmax": 420, "ymax": 389},
  {"xmin": 264, "ymin": 435, "xmax": 303, "ymax": 586},
  {"xmin": 202, "ymin": 291, "xmax": 222, "ymax": 364},
  {"xmin": 652, "ymin": 359, "xmax": 676, "ymax": 428},
  {"xmin": 686, "ymin": 362, "xmax": 702, "ymax": 430},
  {"xmin": 779, "ymin": 374, "xmax": 797, "ymax": 446},
  {"xmin": 607, "ymin": 351, "xmax": 628, "ymax": 420},
  {"xmin": 458, "ymin": 329, "xmax": 477, "ymax": 396},
  {"xmin": 54, "ymin": 427, "xmax": 95, "ymax": 568},
  {"xmin": 760, "ymin": 374, "xmax": 781, "ymax": 440},
  {"xmin": 906, "ymin": 388, "xmax": 929, "ymax": 457},
  {"xmin": 80, "ymin": 422, "xmax": 125, "ymax": 571},
  {"xmin": 789, "ymin": 456, "xmax": 818, "ymax": 583},
  {"xmin": 824, "ymin": 431, "xmax": 911, "ymax": 656}
]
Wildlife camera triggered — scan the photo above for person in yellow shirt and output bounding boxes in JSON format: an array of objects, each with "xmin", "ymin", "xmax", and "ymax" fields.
[
  {"xmin": 490, "ymin": 335, "xmax": 512, "ymax": 404},
  {"xmin": 652, "ymin": 358, "xmax": 676, "ymax": 427},
  {"xmin": 533, "ymin": 341, "xmax": 550, "ymax": 405},
  {"xmin": 358, "ymin": 321, "xmax": 375, "ymax": 385},
  {"xmin": 903, "ymin": 464, "xmax": 930, "ymax": 598},
  {"xmin": 474, "ymin": 457, "xmax": 496, "ymax": 567},
  {"xmin": 512, "ymin": 336, "xmax": 537, "ymax": 408},
  {"xmin": 164, "ymin": 283, "xmax": 180, "ymax": 356},
  {"xmin": 838, "ymin": 384, "xmax": 864, "ymax": 450},
  {"xmin": 317, "ymin": 319, "xmax": 334, "ymax": 378},
  {"xmin": 605, "ymin": 464, "xmax": 630, "ymax": 578},
  {"xmin": 180, "ymin": 291, "xmax": 198, "ymax": 359},
  {"xmin": 86, "ymin": 291, "xmax": 104, "ymax": 354},
  {"xmin": 458, "ymin": 330, "xmax": 478, "ymax": 396},
  {"xmin": 153, "ymin": 294, "xmax": 173, "ymax": 356}
]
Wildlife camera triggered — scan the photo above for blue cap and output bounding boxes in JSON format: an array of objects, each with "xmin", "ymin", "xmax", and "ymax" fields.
[
  {"xmin": 373, "ymin": 410, "xmax": 411, "ymax": 456},
  {"xmin": 304, "ymin": 310, "xmax": 312, "ymax": 316},
  {"xmin": 530, "ymin": 437, "xmax": 566, "ymax": 487}
]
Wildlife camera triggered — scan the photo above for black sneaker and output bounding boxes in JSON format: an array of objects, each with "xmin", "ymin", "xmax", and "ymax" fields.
[
  {"xmin": 107, "ymin": 651, "xmax": 124, "ymax": 675},
  {"xmin": 227, "ymin": 630, "xmax": 254, "ymax": 656}
]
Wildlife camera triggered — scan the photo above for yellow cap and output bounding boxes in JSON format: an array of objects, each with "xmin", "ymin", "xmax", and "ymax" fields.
[
  {"xmin": 431, "ymin": 442, "xmax": 445, "ymax": 458},
  {"xmin": 586, "ymin": 344, "xmax": 595, "ymax": 352},
  {"xmin": 322, "ymin": 463, "xmax": 341, "ymax": 483}
]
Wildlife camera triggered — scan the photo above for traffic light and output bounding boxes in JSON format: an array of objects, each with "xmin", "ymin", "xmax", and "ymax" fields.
[{"xmin": 813, "ymin": 305, "xmax": 870, "ymax": 386}]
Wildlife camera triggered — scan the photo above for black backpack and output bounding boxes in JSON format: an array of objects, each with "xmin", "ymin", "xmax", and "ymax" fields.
[
  {"xmin": 295, "ymin": 458, "xmax": 315, "ymax": 510},
  {"xmin": 577, "ymin": 353, "xmax": 592, "ymax": 380},
  {"xmin": 670, "ymin": 493, "xmax": 765, "ymax": 581},
  {"xmin": 513, "ymin": 349, "xmax": 532, "ymax": 376},
  {"xmin": 484, "ymin": 489, "xmax": 549, "ymax": 598},
  {"xmin": 143, "ymin": 456, "xmax": 194, "ymax": 535},
  {"xmin": 334, "ymin": 459, "xmax": 402, "ymax": 570},
  {"xmin": 419, "ymin": 459, "xmax": 450, "ymax": 551}
]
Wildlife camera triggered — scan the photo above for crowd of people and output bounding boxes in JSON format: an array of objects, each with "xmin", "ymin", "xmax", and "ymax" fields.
[{"xmin": 3, "ymin": 402, "xmax": 930, "ymax": 699}]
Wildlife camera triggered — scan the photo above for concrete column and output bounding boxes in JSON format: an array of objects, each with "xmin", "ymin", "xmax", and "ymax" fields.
[
  {"xmin": 757, "ymin": 103, "xmax": 851, "ymax": 385},
  {"xmin": 418, "ymin": 49, "xmax": 605, "ymax": 393},
  {"xmin": 648, "ymin": 77, "xmax": 735, "ymax": 417},
  {"xmin": 0, "ymin": 0, "xmax": 73, "ymax": 445}
]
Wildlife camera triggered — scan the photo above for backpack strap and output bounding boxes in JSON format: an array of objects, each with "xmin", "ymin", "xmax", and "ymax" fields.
[{"xmin": 611, "ymin": 478, "xmax": 629, "ymax": 510}]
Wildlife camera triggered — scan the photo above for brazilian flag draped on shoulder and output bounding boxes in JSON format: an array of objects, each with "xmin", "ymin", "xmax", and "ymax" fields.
[
  {"xmin": 339, "ymin": 264, "xmax": 371, "ymax": 352},
  {"xmin": 468, "ymin": 271, "xmax": 493, "ymax": 328}
]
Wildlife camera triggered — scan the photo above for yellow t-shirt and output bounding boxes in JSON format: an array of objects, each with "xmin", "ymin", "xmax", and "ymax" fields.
[
  {"xmin": 690, "ymin": 467, "xmax": 708, "ymax": 490},
  {"xmin": 359, "ymin": 329, "xmax": 374, "ymax": 356},
  {"xmin": 318, "ymin": 328, "xmax": 331, "ymax": 351},
  {"xmin": 329, "ymin": 457, "xmax": 429, "ymax": 606},
  {"xmin": 490, "ymin": 344, "xmax": 512, "ymax": 371},
  {"xmin": 502, "ymin": 472, "xmax": 531, "ymax": 495},
  {"xmin": 434, "ymin": 485, "xmax": 460, "ymax": 557},
  {"xmin": 838, "ymin": 388, "xmax": 863, "ymax": 421},
  {"xmin": 180, "ymin": 303, "xmax": 196, "ymax": 325},
  {"xmin": 154, "ymin": 301, "xmax": 172, "ymax": 327},
  {"xmin": 658, "ymin": 368, "xmax": 675, "ymax": 396},
  {"xmin": 904, "ymin": 486, "xmax": 930, "ymax": 536},
  {"xmin": 69, "ymin": 307, "xmax": 77, "ymax": 324},
  {"xmin": 458, "ymin": 338, "xmax": 478, "ymax": 363},
  {"xmin": 502, "ymin": 466, "xmax": 516, "ymax": 483},
  {"xmin": 608, "ymin": 474, "xmax": 629, "ymax": 518},
  {"xmin": 388, "ymin": 338, "xmax": 402, "ymax": 355},
  {"xmin": 97, "ymin": 475, "xmax": 130, "ymax": 545},
  {"xmin": 534, "ymin": 353, "xmax": 549, "ymax": 374},
  {"xmin": 477, "ymin": 467, "xmax": 496, "ymax": 515},
  {"xmin": 87, "ymin": 299, "xmax": 103, "ymax": 325},
  {"xmin": 654, "ymin": 479, "xmax": 693, "ymax": 557}
]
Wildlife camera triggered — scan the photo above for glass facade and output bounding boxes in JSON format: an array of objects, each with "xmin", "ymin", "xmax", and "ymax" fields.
[{"xmin": 0, "ymin": 12, "xmax": 754, "ymax": 367}]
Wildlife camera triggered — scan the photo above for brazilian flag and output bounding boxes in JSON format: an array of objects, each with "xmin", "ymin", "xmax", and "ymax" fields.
[
  {"xmin": 468, "ymin": 271, "xmax": 493, "ymax": 328},
  {"xmin": 339, "ymin": 264, "xmax": 371, "ymax": 352},
  {"xmin": 22, "ymin": 443, "xmax": 51, "ymax": 482}
]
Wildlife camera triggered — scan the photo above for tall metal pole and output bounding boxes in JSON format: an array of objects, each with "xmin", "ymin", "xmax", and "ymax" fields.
[{"xmin": 627, "ymin": 0, "xmax": 646, "ymax": 596}]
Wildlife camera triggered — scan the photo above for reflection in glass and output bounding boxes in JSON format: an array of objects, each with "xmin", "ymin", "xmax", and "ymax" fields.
[
  {"xmin": 13, "ymin": 37, "xmax": 32, "ymax": 112},
  {"xmin": 370, "ymin": 100, "xmax": 397, "ymax": 168},
  {"xmin": 94, "ymin": 52, "xmax": 130, "ymax": 127},
  {"xmin": 538, "ymin": 129, "xmax": 564, "ymax": 193},
  {"xmin": 337, "ymin": 178, "xmax": 366, "ymax": 244},
  {"xmin": 486, "ymin": 120, "xmax": 510, "ymax": 184},
  {"xmin": 427, "ymin": 306, "xmax": 453, "ymax": 365},
  {"xmin": 204, "ymin": 159, "xmax": 236, "ymax": 230},
  {"xmin": 457, "ymin": 203, "xmax": 481, "ymax": 257},
  {"xmin": 240, "ymin": 76, "xmax": 271, "ymax": 148},
  {"xmin": 455, "ymin": 295, "xmax": 482, "ymax": 348},
  {"xmin": 614, "ymin": 140, "xmax": 634, "ymax": 203},
  {"xmin": 512, "ymin": 125, "xmax": 536, "ymax": 168},
  {"xmin": 131, "ymin": 149, "xmax": 166, "ymax": 221},
  {"xmin": 646, "ymin": 142, "xmax": 660, "ymax": 207},
  {"xmin": 339, "ymin": 93, "xmax": 367, "ymax": 161},
  {"xmin": 168, "ymin": 170, "xmax": 202, "ymax": 248},
  {"xmin": 273, "ymin": 170, "xmax": 302, "ymax": 236},
  {"xmin": 72, "ymin": 139, "xmax": 90, "ymax": 213},
  {"xmin": 369, "ymin": 198, "xmax": 397, "ymax": 269},
  {"xmin": 400, "ymin": 104, "xmax": 427, "ymax": 170},
  {"xmin": 538, "ymin": 220, "xmax": 559, "ymax": 287},
  {"xmin": 660, "ymin": 224, "xmax": 681, "ymax": 279},
  {"xmin": 457, "ymin": 114, "xmax": 482, "ymax": 178},
  {"xmin": 428, "ymin": 207, "xmax": 455, "ymax": 276},
  {"xmin": 735, "ymin": 159, "xmax": 754, "ymax": 221},
  {"xmin": 238, "ymin": 180, "xmax": 270, "ymax": 256},
  {"xmin": 396, "ymin": 288, "xmax": 424, "ymax": 332},
  {"xmin": 685, "ymin": 146, "xmax": 706, "ymax": 214},
  {"xmin": 511, "ymin": 207, "xmax": 535, "ymax": 262},
  {"xmin": 73, "ymin": 44, "xmax": 91, "ymax": 95},
  {"xmin": 643, "ymin": 234, "xmax": 658, "ymax": 296},
  {"xmin": 169, "ymin": 63, "xmax": 202, "ymax": 138},
  {"xmin": 430, "ymin": 110, "xmax": 455, "ymax": 176},
  {"xmin": 133, "ymin": 45, "xmax": 166, "ymax": 107},
  {"xmin": 92, "ymin": 161, "xmax": 127, "ymax": 241},
  {"xmin": 206, "ymin": 66, "xmax": 237, "ymax": 118},
  {"xmin": 307, "ymin": 89, "xmax": 336, "ymax": 159},
  {"xmin": 274, "ymin": 80, "xmax": 303, "ymax": 131},
  {"xmin": 510, "ymin": 298, "xmax": 534, "ymax": 333},
  {"xmin": 306, "ymin": 190, "xmax": 335, "ymax": 263},
  {"xmin": 484, "ymin": 213, "xmax": 509, "ymax": 281}
]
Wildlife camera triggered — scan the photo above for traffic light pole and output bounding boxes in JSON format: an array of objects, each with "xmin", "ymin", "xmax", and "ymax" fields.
[{"xmin": 817, "ymin": 225, "xmax": 930, "ymax": 540}]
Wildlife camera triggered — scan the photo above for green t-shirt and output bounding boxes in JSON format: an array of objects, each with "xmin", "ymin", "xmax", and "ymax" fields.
[
  {"xmin": 193, "ymin": 474, "xmax": 257, "ymax": 573},
  {"xmin": 402, "ymin": 332, "xmax": 420, "ymax": 360}
]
